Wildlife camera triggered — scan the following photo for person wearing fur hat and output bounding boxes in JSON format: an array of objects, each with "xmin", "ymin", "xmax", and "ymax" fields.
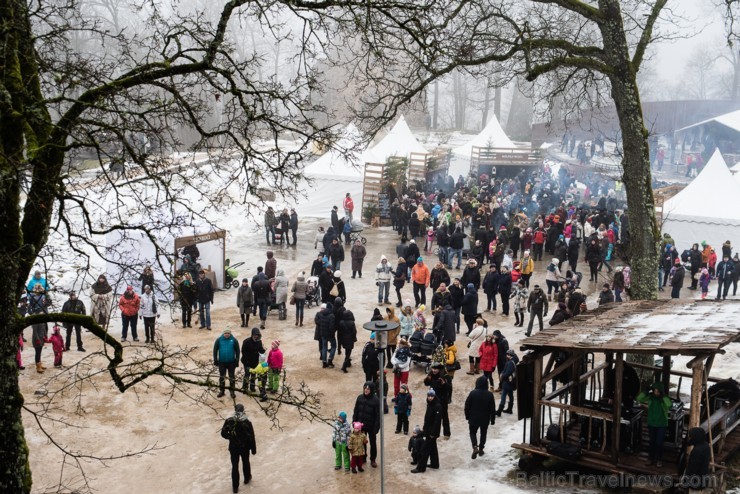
[
  {"xmin": 461, "ymin": 258, "xmax": 481, "ymax": 290},
  {"xmin": 394, "ymin": 383, "xmax": 413, "ymax": 434},
  {"xmin": 410, "ymin": 389, "xmax": 443, "ymax": 473},
  {"xmin": 352, "ymin": 382, "xmax": 380, "ymax": 468},
  {"xmin": 348, "ymin": 421, "xmax": 368, "ymax": 473},
  {"xmin": 266, "ymin": 340, "xmax": 283, "ymax": 393},
  {"xmin": 118, "ymin": 285, "xmax": 141, "ymax": 342},
  {"xmin": 221, "ymin": 403, "xmax": 256, "ymax": 492},
  {"xmin": 214, "ymin": 328, "xmax": 240, "ymax": 398},
  {"xmin": 332, "ymin": 412, "xmax": 352, "ymax": 473}
]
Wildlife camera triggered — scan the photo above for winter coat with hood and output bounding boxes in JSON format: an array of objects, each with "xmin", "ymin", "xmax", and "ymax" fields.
[
  {"xmin": 264, "ymin": 251, "xmax": 277, "ymax": 279},
  {"xmin": 717, "ymin": 259, "xmax": 735, "ymax": 281},
  {"xmin": 430, "ymin": 266, "xmax": 451, "ymax": 291},
  {"xmin": 252, "ymin": 273, "xmax": 272, "ymax": 301},
  {"xmin": 375, "ymin": 256, "xmax": 393, "ymax": 282},
  {"xmin": 466, "ymin": 324, "xmax": 488, "ymax": 357},
  {"xmin": 236, "ymin": 282, "xmax": 253, "ymax": 313},
  {"xmin": 636, "ymin": 382, "xmax": 671, "ymax": 427},
  {"xmin": 241, "ymin": 328, "xmax": 265, "ymax": 369},
  {"xmin": 338, "ymin": 310, "xmax": 357, "ymax": 350},
  {"xmin": 332, "ymin": 274, "xmax": 347, "ymax": 302},
  {"xmin": 291, "ymin": 275, "xmax": 308, "ymax": 300},
  {"xmin": 483, "ymin": 269, "xmax": 500, "ymax": 295},
  {"xmin": 393, "ymin": 260, "xmax": 407, "ymax": 288},
  {"xmin": 351, "ymin": 244, "xmax": 367, "ymax": 271},
  {"xmin": 434, "ymin": 305, "xmax": 457, "ymax": 343},
  {"xmin": 465, "ymin": 376, "xmax": 497, "ymax": 427},
  {"xmin": 684, "ymin": 427, "xmax": 711, "ymax": 487},
  {"xmin": 461, "ymin": 285, "xmax": 479, "ymax": 316},
  {"xmin": 139, "ymin": 291, "xmax": 158, "ymax": 318},
  {"xmin": 461, "ymin": 264, "xmax": 481, "ymax": 290},
  {"xmin": 493, "ymin": 330, "xmax": 508, "ymax": 369},
  {"xmin": 422, "ymin": 394, "xmax": 443, "ymax": 438},
  {"xmin": 722, "ymin": 241, "xmax": 733, "ymax": 260},
  {"xmin": 545, "ymin": 261, "xmax": 562, "ymax": 283},
  {"xmin": 478, "ymin": 339, "xmax": 498, "ymax": 372},
  {"xmin": 314, "ymin": 305, "xmax": 336, "ymax": 340},
  {"xmin": 328, "ymin": 241, "xmax": 345, "ymax": 265},
  {"xmin": 274, "ymin": 269, "xmax": 289, "ymax": 305},
  {"xmin": 385, "ymin": 307, "xmax": 401, "ymax": 346},
  {"xmin": 118, "ymin": 289, "xmax": 141, "ymax": 317},
  {"xmin": 352, "ymin": 382, "xmax": 381, "ymax": 434},
  {"xmin": 399, "ymin": 308, "xmax": 414, "ymax": 338}
]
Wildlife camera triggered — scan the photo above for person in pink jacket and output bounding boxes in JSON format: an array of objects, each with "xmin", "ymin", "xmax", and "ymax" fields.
[
  {"xmin": 49, "ymin": 325, "xmax": 65, "ymax": 367},
  {"xmin": 267, "ymin": 340, "xmax": 283, "ymax": 393}
]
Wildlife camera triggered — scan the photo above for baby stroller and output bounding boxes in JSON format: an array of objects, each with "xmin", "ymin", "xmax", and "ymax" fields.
[
  {"xmin": 409, "ymin": 330, "xmax": 437, "ymax": 373},
  {"xmin": 349, "ymin": 221, "xmax": 367, "ymax": 245},
  {"xmin": 305, "ymin": 276, "xmax": 321, "ymax": 308},
  {"xmin": 224, "ymin": 259, "xmax": 244, "ymax": 289}
]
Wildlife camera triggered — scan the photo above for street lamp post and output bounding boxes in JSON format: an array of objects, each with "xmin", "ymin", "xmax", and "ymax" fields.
[{"xmin": 362, "ymin": 319, "xmax": 399, "ymax": 494}]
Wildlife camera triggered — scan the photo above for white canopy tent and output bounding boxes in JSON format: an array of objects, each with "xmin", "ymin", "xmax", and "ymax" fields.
[
  {"xmin": 298, "ymin": 123, "xmax": 366, "ymax": 218},
  {"xmin": 677, "ymin": 109, "xmax": 740, "ymax": 134},
  {"xmin": 363, "ymin": 116, "xmax": 428, "ymax": 163},
  {"xmin": 662, "ymin": 149, "xmax": 740, "ymax": 250},
  {"xmin": 452, "ymin": 114, "xmax": 516, "ymax": 159}
]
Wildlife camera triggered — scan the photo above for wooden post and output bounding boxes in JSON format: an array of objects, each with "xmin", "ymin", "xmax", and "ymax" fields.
[
  {"xmin": 612, "ymin": 352, "xmax": 624, "ymax": 463},
  {"xmin": 689, "ymin": 361, "xmax": 704, "ymax": 430},
  {"xmin": 531, "ymin": 354, "xmax": 543, "ymax": 445},
  {"xmin": 662, "ymin": 355, "xmax": 672, "ymax": 398}
]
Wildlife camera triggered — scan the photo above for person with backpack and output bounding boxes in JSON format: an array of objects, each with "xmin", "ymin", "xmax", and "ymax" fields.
[
  {"xmin": 532, "ymin": 227, "xmax": 546, "ymax": 261},
  {"xmin": 221, "ymin": 403, "xmax": 257, "ymax": 492}
]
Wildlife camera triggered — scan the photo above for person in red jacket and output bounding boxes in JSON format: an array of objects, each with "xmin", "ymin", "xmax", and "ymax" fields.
[
  {"xmin": 533, "ymin": 228, "xmax": 546, "ymax": 261},
  {"xmin": 119, "ymin": 285, "xmax": 141, "ymax": 342},
  {"xmin": 343, "ymin": 193, "xmax": 355, "ymax": 223},
  {"xmin": 478, "ymin": 334, "xmax": 498, "ymax": 390}
]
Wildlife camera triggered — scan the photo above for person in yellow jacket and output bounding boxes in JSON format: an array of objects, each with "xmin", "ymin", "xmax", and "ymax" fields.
[
  {"xmin": 443, "ymin": 339, "xmax": 459, "ymax": 402},
  {"xmin": 411, "ymin": 257, "xmax": 431, "ymax": 307},
  {"xmin": 519, "ymin": 251, "xmax": 535, "ymax": 288},
  {"xmin": 249, "ymin": 358, "xmax": 269, "ymax": 402}
]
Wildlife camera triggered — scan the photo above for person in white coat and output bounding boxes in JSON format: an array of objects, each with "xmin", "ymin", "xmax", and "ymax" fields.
[
  {"xmin": 139, "ymin": 285, "xmax": 159, "ymax": 343},
  {"xmin": 466, "ymin": 318, "xmax": 488, "ymax": 375}
]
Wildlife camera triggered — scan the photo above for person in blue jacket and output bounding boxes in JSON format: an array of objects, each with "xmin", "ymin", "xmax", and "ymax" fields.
[
  {"xmin": 26, "ymin": 270, "xmax": 48, "ymax": 293},
  {"xmin": 496, "ymin": 350, "xmax": 517, "ymax": 416},
  {"xmin": 214, "ymin": 328, "xmax": 240, "ymax": 398}
]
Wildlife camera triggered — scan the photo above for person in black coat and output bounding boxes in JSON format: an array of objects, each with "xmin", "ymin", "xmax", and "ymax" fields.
[
  {"xmin": 461, "ymin": 284, "xmax": 479, "ymax": 335},
  {"xmin": 241, "ymin": 327, "xmax": 265, "ymax": 394},
  {"xmin": 498, "ymin": 267, "xmax": 512, "ymax": 316},
  {"xmin": 433, "ymin": 305, "xmax": 456, "ymax": 344},
  {"xmin": 318, "ymin": 266, "xmax": 335, "ymax": 304},
  {"xmin": 61, "ymin": 292, "xmax": 86, "ymax": 351},
  {"xmin": 331, "ymin": 206, "xmax": 340, "ymax": 231},
  {"xmin": 310, "ymin": 254, "xmax": 324, "ymax": 277},
  {"xmin": 352, "ymin": 382, "xmax": 381, "ymax": 468},
  {"xmin": 196, "ymin": 270, "xmax": 214, "ymax": 329},
  {"xmin": 221, "ymin": 404, "xmax": 257, "ymax": 491},
  {"xmin": 424, "ymin": 363, "xmax": 452, "ymax": 438},
  {"xmin": 252, "ymin": 273, "xmax": 271, "ymax": 329},
  {"xmin": 449, "ymin": 278, "xmax": 464, "ymax": 332},
  {"xmin": 408, "ymin": 213, "xmax": 421, "ymax": 240},
  {"xmin": 362, "ymin": 331, "xmax": 380, "ymax": 382},
  {"xmin": 716, "ymin": 255, "xmax": 735, "ymax": 300},
  {"xmin": 328, "ymin": 238, "xmax": 345, "ymax": 271},
  {"xmin": 461, "ymin": 259, "xmax": 481, "ymax": 290},
  {"xmin": 393, "ymin": 259, "xmax": 407, "ymax": 307},
  {"xmin": 496, "ymin": 350, "xmax": 517, "ymax": 416},
  {"xmin": 492, "ymin": 330, "xmax": 508, "ymax": 391},
  {"xmin": 464, "ymin": 376, "xmax": 496, "ymax": 459},
  {"xmin": 567, "ymin": 237, "xmax": 580, "ymax": 272},
  {"xmin": 410, "ymin": 389, "xmax": 443, "ymax": 473},
  {"xmin": 682, "ymin": 427, "xmax": 711, "ymax": 490},
  {"xmin": 483, "ymin": 264, "xmax": 499, "ymax": 312},
  {"xmin": 315, "ymin": 304, "xmax": 336, "ymax": 368},
  {"xmin": 585, "ymin": 239, "xmax": 602, "ymax": 282},
  {"xmin": 338, "ymin": 309, "xmax": 357, "ymax": 373},
  {"xmin": 689, "ymin": 243, "xmax": 702, "ymax": 289}
]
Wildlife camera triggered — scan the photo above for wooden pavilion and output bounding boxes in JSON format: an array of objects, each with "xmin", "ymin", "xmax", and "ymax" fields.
[{"xmin": 512, "ymin": 300, "xmax": 740, "ymax": 490}]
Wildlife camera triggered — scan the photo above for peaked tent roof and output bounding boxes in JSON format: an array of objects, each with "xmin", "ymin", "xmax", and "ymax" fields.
[
  {"xmin": 663, "ymin": 149, "xmax": 740, "ymax": 221},
  {"xmin": 452, "ymin": 114, "xmax": 517, "ymax": 158},
  {"xmin": 677, "ymin": 109, "xmax": 740, "ymax": 134},
  {"xmin": 364, "ymin": 116, "xmax": 428, "ymax": 163},
  {"xmin": 303, "ymin": 123, "xmax": 366, "ymax": 179}
]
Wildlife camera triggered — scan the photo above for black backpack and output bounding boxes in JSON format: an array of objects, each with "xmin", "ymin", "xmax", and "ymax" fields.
[{"xmin": 681, "ymin": 249, "xmax": 690, "ymax": 263}]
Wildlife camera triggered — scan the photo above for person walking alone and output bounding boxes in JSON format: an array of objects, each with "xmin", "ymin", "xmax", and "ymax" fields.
[
  {"xmin": 221, "ymin": 403, "xmax": 256, "ymax": 492},
  {"xmin": 464, "ymin": 376, "xmax": 496, "ymax": 459}
]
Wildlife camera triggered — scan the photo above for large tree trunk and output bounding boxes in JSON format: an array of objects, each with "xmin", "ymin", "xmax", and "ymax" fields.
[
  {"xmin": 611, "ymin": 74, "xmax": 659, "ymax": 302},
  {"xmin": 601, "ymin": 1, "xmax": 659, "ymax": 302}
]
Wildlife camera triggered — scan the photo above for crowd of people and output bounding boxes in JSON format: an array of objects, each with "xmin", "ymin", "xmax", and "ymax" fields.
[{"xmin": 18, "ymin": 163, "xmax": 723, "ymax": 491}]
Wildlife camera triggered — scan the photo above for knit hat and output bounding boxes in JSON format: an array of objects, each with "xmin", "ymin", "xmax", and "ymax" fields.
[
  {"xmin": 467, "ymin": 283, "xmax": 475, "ymax": 290},
  {"xmin": 370, "ymin": 332, "xmax": 376, "ymax": 339},
  {"xmin": 334, "ymin": 270, "xmax": 342, "ymax": 278},
  {"xmin": 223, "ymin": 328, "xmax": 232, "ymax": 335},
  {"xmin": 427, "ymin": 388, "xmax": 436, "ymax": 397},
  {"xmin": 353, "ymin": 421, "xmax": 363, "ymax": 431},
  {"xmin": 417, "ymin": 257, "xmax": 423, "ymax": 262},
  {"xmin": 413, "ymin": 425, "xmax": 422, "ymax": 434},
  {"xmin": 524, "ymin": 250, "xmax": 530, "ymax": 256},
  {"xmin": 338, "ymin": 411, "xmax": 347, "ymax": 421},
  {"xmin": 506, "ymin": 349, "xmax": 516, "ymax": 357},
  {"xmin": 674, "ymin": 258, "xmax": 681, "ymax": 264},
  {"xmin": 271, "ymin": 340, "xmax": 280, "ymax": 348}
]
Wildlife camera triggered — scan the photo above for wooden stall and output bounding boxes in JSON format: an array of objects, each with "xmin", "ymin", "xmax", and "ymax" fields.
[
  {"xmin": 512, "ymin": 300, "xmax": 740, "ymax": 491},
  {"xmin": 469, "ymin": 146, "xmax": 541, "ymax": 177}
]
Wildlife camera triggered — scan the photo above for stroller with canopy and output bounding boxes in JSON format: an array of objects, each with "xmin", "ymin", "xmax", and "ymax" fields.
[{"xmin": 409, "ymin": 329, "xmax": 438, "ymax": 373}]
